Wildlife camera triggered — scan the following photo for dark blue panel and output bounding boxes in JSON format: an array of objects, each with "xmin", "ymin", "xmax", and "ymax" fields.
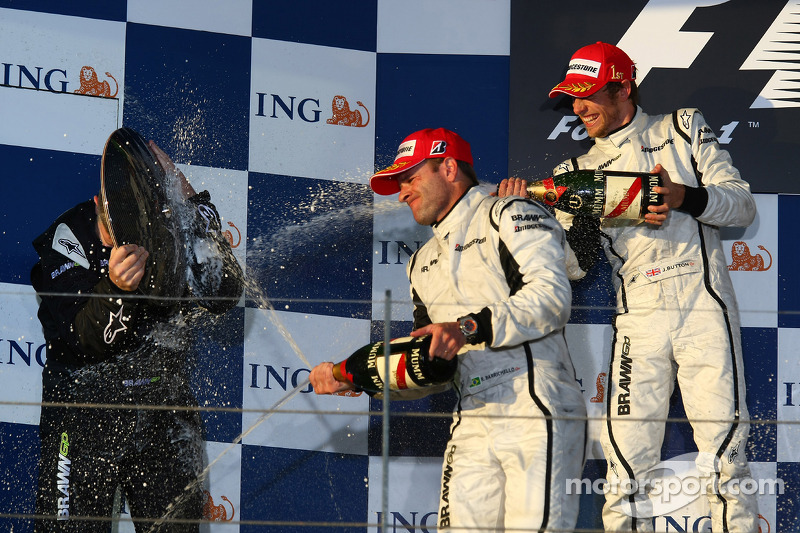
[
  {"xmin": 373, "ymin": 320, "xmax": 415, "ymax": 345},
  {"xmin": 123, "ymin": 23, "xmax": 250, "ymax": 171},
  {"xmin": 777, "ymin": 462, "xmax": 800, "ymax": 533},
  {"xmin": 0, "ymin": 144, "xmax": 98, "ymax": 285},
  {"xmin": 367, "ymin": 320, "xmax": 456, "ymax": 458},
  {"xmin": 368, "ymin": 391, "xmax": 456, "ymax": 458},
  {"xmin": 375, "ymin": 54, "xmax": 509, "ymax": 185},
  {"xmin": 246, "ymin": 173, "xmax": 372, "ymax": 319},
  {"xmin": 0, "ymin": 0, "xmax": 125, "ymax": 21},
  {"xmin": 575, "ymin": 459, "xmax": 605, "ymax": 533},
  {"xmin": 778, "ymin": 194, "xmax": 800, "ymax": 328},
  {"xmin": 742, "ymin": 327, "xmax": 777, "ymax": 462},
  {"xmin": 252, "ymin": 0, "xmax": 377, "ymax": 52},
  {"xmin": 569, "ymin": 254, "xmax": 615, "ymax": 324},
  {"xmin": 190, "ymin": 306, "xmax": 245, "ymax": 444},
  {"xmin": 660, "ymin": 386, "xmax": 698, "ymax": 458},
  {"xmin": 240, "ymin": 445, "xmax": 368, "ymax": 533},
  {"xmin": 0, "ymin": 422, "xmax": 39, "ymax": 533}
]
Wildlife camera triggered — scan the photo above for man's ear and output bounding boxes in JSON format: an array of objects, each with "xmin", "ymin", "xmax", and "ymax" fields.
[
  {"xmin": 620, "ymin": 80, "xmax": 633, "ymax": 101},
  {"xmin": 443, "ymin": 157, "xmax": 459, "ymax": 182}
]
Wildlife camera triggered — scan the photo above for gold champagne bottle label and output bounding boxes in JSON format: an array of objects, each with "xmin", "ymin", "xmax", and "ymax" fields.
[{"xmin": 526, "ymin": 178, "xmax": 568, "ymax": 205}]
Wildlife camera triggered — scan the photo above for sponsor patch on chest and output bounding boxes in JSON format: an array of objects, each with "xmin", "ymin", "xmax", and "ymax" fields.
[{"xmin": 635, "ymin": 257, "xmax": 701, "ymax": 283}]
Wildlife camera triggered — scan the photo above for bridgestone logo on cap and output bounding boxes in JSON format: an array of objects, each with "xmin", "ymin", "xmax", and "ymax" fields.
[
  {"xmin": 395, "ymin": 140, "xmax": 416, "ymax": 160},
  {"xmin": 430, "ymin": 141, "xmax": 447, "ymax": 156},
  {"xmin": 567, "ymin": 59, "xmax": 601, "ymax": 78}
]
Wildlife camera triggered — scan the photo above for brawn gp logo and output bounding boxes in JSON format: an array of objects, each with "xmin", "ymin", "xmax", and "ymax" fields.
[{"xmin": 56, "ymin": 431, "xmax": 71, "ymax": 520}]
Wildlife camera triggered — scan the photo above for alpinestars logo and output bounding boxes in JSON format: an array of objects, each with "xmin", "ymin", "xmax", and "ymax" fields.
[
  {"xmin": 103, "ymin": 304, "xmax": 128, "ymax": 344},
  {"xmin": 57, "ymin": 238, "xmax": 85, "ymax": 260},
  {"xmin": 680, "ymin": 110, "xmax": 692, "ymax": 130},
  {"xmin": 53, "ymin": 223, "xmax": 90, "ymax": 269},
  {"xmin": 729, "ymin": 441, "xmax": 740, "ymax": 464},
  {"xmin": 619, "ymin": 0, "xmax": 800, "ymax": 108}
]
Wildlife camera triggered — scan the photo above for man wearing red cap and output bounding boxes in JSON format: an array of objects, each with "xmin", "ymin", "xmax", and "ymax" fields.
[
  {"xmin": 503, "ymin": 42, "xmax": 759, "ymax": 532},
  {"xmin": 311, "ymin": 127, "xmax": 587, "ymax": 531}
]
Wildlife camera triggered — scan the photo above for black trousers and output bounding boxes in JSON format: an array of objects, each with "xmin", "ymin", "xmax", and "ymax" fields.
[{"xmin": 34, "ymin": 363, "xmax": 204, "ymax": 533}]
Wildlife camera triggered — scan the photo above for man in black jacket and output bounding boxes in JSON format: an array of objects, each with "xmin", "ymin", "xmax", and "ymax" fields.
[{"xmin": 31, "ymin": 134, "xmax": 244, "ymax": 533}]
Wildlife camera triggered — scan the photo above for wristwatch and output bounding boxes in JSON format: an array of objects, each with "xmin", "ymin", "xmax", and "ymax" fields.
[{"xmin": 458, "ymin": 315, "xmax": 479, "ymax": 345}]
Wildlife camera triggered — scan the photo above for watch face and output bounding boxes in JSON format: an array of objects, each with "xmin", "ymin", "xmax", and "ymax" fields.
[{"xmin": 460, "ymin": 317, "xmax": 477, "ymax": 335}]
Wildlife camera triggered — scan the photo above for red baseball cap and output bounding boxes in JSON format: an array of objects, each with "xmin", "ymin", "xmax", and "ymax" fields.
[
  {"xmin": 370, "ymin": 128, "xmax": 473, "ymax": 195},
  {"xmin": 549, "ymin": 42, "xmax": 636, "ymax": 99}
]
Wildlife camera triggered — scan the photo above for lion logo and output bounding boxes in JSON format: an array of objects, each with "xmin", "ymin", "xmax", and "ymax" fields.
[
  {"xmin": 202, "ymin": 490, "xmax": 234, "ymax": 522},
  {"xmin": 326, "ymin": 95, "xmax": 370, "ymax": 127},
  {"xmin": 223, "ymin": 221, "xmax": 241, "ymax": 248},
  {"xmin": 590, "ymin": 372, "xmax": 606, "ymax": 403},
  {"xmin": 728, "ymin": 241, "xmax": 772, "ymax": 271},
  {"xmin": 74, "ymin": 66, "xmax": 118, "ymax": 98}
]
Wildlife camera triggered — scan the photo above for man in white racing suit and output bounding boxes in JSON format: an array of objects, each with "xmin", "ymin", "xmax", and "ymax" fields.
[
  {"xmin": 502, "ymin": 41, "xmax": 759, "ymax": 532},
  {"xmin": 310, "ymin": 128, "xmax": 586, "ymax": 532}
]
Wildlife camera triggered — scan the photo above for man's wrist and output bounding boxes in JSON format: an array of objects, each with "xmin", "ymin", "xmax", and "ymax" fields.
[
  {"xmin": 458, "ymin": 315, "xmax": 480, "ymax": 344},
  {"xmin": 677, "ymin": 185, "xmax": 708, "ymax": 218},
  {"xmin": 458, "ymin": 309, "xmax": 494, "ymax": 345}
]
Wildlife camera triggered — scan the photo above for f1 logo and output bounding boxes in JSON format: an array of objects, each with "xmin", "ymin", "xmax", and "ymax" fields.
[{"xmin": 617, "ymin": 0, "xmax": 731, "ymax": 83}]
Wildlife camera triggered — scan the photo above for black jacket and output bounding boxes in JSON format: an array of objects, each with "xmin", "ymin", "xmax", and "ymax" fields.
[{"xmin": 31, "ymin": 194, "xmax": 243, "ymax": 375}]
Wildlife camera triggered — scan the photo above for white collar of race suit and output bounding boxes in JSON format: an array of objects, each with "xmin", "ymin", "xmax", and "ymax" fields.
[
  {"xmin": 431, "ymin": 186, "xmax": 487, "ymax": 239},
  {"xmin": 596, "ymin": 105, "xmax": 647, "ymax": 150}
]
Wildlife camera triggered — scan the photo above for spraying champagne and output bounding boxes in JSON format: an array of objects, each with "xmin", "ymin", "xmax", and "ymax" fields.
[{"xmin": 524, "ymin": 169, "xmax": 662, "ymax": 220}]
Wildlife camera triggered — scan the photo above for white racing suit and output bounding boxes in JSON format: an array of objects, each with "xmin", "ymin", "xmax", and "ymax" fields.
[
  {"xmin": 557, "ymin": 107, "xmax": 759, "ymax": 532},
  {"xmin": 407, "ymin": 187, "xmax": 586, "ymax": 532}
]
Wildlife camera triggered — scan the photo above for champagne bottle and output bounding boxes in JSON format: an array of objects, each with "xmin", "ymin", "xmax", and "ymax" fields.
[
  {"xmin": 525, "ymin": 170, "xmax": 663, "ymax": 220},
  {"xmin": 331, "ymin": 335, "xmax": 456, "ymax": 394}
]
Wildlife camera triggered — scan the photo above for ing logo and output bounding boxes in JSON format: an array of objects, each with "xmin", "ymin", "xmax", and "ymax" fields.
[
  {"xmin": 202, "ymin": 490, "xmax": 235, "ymax": 522},
  {"xmin": 73, "ymin": 66, "xmax": 118, "ymax": 98},
  {"xmin": 326, "ymin": 95, "xmax": 370, "ymax": 127},
  {"xmin": 224, "ymin": 221, "xmax": 241, "ymax": 248},
  {"xmin": 255, "ymin": 92, "xmax": 372, "ymax": 126},
  {"xmin": 590, "ymin": 372, "xmax": 606, "ymax": 403},
  {"xmin": 728, "ymin": 241, "xmax": 772, "ymax": 271},
  {"xmin": 759, "ymin": 513, "xmax": 770, "ymax": 533}
]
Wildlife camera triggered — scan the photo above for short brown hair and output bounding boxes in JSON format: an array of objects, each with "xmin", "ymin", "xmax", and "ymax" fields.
[
  {"xmin": 428, "ymin": 158, "xmax": 479, "ymax": 186},
  {"xmin": 605, "ymin": 80, "xmax": 640, "ymax": 107}
]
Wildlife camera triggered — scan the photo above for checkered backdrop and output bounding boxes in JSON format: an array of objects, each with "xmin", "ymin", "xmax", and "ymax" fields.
[{"xmin": 0, "ymin": 1, "xmax": 797, "ymax": 532}]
